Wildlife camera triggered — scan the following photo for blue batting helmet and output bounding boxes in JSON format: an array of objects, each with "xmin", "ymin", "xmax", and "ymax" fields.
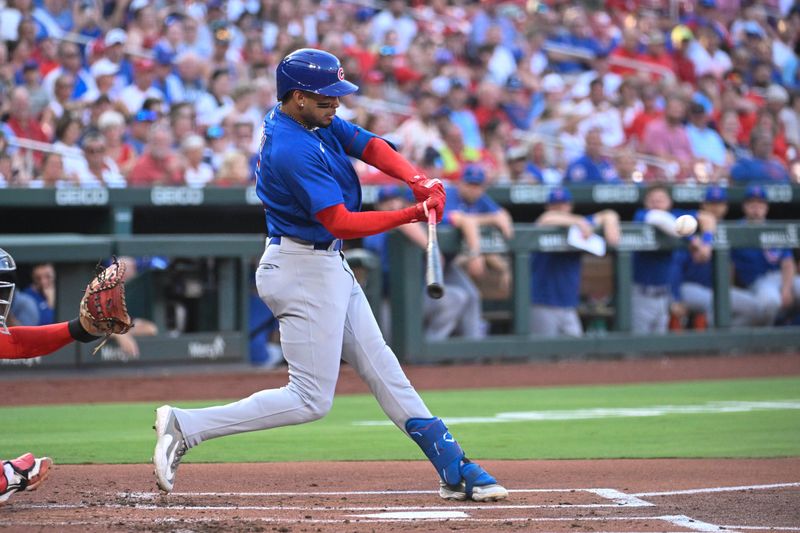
[{"xmin": 276, "ymin": 48, "xmax": 359, "ymax": 100}]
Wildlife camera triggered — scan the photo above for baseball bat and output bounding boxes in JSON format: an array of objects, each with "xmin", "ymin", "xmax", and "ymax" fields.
[{"xmin": 425, "ymin": 208, "xmax": 445, "ymax": 299}]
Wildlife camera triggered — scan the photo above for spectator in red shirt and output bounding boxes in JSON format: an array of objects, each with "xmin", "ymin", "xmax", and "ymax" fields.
[
  {"xmin": 610, "ymin": 27, "xmax": 643, "ymax": 77},
  {"xmin": 637, "ymin": 32, "xmax": 677, "ymax": 81},
  {"xmin": 640, "ymin": 96, "xmax": 697, "ymax": 180},
  {"xmin": 5, "ymin": 86, "xmax": 49, "ymax": 166},
  {"xmin": 128, "ymin": 124, "xmax": 184, "ymax": 187},
  {"xmin": 626, "ymin": 85, "xmax": 663, "ymax": 143}
]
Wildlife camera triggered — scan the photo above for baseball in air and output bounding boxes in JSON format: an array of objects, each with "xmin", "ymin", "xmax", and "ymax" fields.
[{"xmin": 675, "ymin": 214, "xmax": 698, "ymax": 236}]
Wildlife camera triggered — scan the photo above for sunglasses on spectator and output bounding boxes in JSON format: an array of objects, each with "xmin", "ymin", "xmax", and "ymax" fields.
[{"xmin": 84, "ymin": 145, "xmax": 105, "ymax": 154}]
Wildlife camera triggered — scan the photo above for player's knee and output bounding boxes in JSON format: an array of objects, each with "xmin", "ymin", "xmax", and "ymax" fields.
[{"xmin": 305, "ymin": 396, "xmax": 334, "ymax": 421}]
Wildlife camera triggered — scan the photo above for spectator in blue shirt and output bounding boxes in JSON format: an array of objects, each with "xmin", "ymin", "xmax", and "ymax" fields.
[
  {"xmin": 564, "ymin": 128, "xmax": 621, "ymax": 184},
  {"xmin": 731, "ymin": 185, "xmax": 800, "ymax": 325},
  {"xmin": 685, "ymin": 102, "xmax": 727, "ymax": 179},
  {"xmin": 730, "ymin": 128, "xmax": 791, "ymax": 183},
  {"xmin": 530, "ymin": 187, "xmax": 620, "ymax": 337}
]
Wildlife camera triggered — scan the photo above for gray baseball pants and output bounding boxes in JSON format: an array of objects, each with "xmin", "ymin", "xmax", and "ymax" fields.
[
  {"xmin": 631, "ymin": 284, "xmax": 670, "ymax": 334},
  {"xmin": 173, "ymin": 237, "xmax": 432, "ymax": 448},
  {"xmin": 679, "ymin": 282, "xmax": 763, "ymax": 326},
  {"xmin": 749, "ymin": 271, "xmax": 800, "ymax": 325},
  {"xmin": 530, "ymin": 305, "xmax": 583, "ymax": 337}
]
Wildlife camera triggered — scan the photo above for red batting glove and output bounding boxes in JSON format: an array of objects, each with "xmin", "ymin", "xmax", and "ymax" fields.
[
  {"xmin": 410, "ymin": 196, "xmax": 445, "ymax": 223},
  {"xmin": 408, "ymin": 174, "xmax": 446, "ymax": 204}
]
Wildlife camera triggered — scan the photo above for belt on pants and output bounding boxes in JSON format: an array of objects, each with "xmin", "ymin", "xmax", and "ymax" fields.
[
  {"xmin": 268, "ymin": 236, "xmax": 343, "ymax": 252},
  {"xmin": 634, "ymin": 284, "xmax": 670, "ymax": 297}
]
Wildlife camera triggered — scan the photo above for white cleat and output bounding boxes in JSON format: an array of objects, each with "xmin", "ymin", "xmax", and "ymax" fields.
[
  {"xmin": 152, "ymin": 405, "xmax": 187, "ymax": 493},
  {"xmin": 439, "ymin": 480, "xmax": 509, "ymax": 502}
]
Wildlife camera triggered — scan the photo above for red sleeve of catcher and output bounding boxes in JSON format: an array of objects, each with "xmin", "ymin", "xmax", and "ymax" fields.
[
  {"xmin": 361, "ymin": 137, "xmax": 419, "ymax": 184},
  {"xmin": 316, "ymin": 203, "xmax": 417, "ymax": 240},
  {"xmin": 0, "ymin": 322, "xmax": 74, "ymax": 359}
]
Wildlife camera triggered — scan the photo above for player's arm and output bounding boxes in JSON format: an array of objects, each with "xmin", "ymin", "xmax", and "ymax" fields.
[
  {"xmin": 593, "ymin": 209, "xmax": 621, "ymax": 247},
  {"xmin": 360, "ymin": 137, "xmax": 445, "ymax": 203},
  {"xmin": 0, "ymin": 319, "xmax": 98, "ymax": 359},
  {"xmin": 780, "ymin": 254, "xmax": 796, "ymax": 308},
  {"xmin": 643, "ymin": 209, "xmax": 679, "ymax": 236},
  {"xmin": 537, "ymin": 211, "xmax": 595, "ymax": 238},
  {"xmin": 316, "ymin": 198, "xmax": 443, "ymax": 240},
  {"xmin": 397, "ymin": 222, "xmax": 429, "ymax": 249}
]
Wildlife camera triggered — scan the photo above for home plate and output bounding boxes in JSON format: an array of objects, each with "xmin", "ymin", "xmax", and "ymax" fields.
[{"xmin": 353, "ymin": 511, "xmax": 469, "ymax": 519}]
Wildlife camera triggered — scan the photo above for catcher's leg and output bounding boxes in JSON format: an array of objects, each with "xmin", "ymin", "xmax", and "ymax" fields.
[
  {"xmin": 406, "ymin": 417, "xmax": 508, "ymax": 502},
  {"xmin": 0, "ymin": 453, "xmax": 53, "ymax": 505}
]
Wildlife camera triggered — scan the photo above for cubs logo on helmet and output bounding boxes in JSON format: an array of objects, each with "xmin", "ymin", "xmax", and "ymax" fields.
[{"xmin": 276, "ymin": 49, "xmax": 359, "ymax": 100}]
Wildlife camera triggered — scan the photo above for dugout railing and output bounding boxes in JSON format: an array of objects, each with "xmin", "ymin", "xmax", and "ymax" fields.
[
  {"xmin": 388, "ymin": 221, "xmax": 800, "ymax": 363},
  {"xmin": 1, "ymin": 184, "xmax": 798, "ymax": 235}
]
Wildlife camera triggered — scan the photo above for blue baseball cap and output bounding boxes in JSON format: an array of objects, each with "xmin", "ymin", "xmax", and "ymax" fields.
[
  {"xmin": 704, "ymin": 185, "xmax": 728, "ymax": 202},
  {"xmin": 377, "ymin": 185, "xmax": 404, "ymax": 203},
  {"xmin": 547, "ymin": 186, "xmax": 573, "ymax": 204},
  {"xmin": 744, "ymin": 184, "xmax": 768, "ymax": 201},
  {"xmin": 134, "ymin": 109, "xmax": 158, "ymax": 122},
  {"xmin": 206, "ymin": 125, "xmax": 225, "ymax": 139},
  {"xmin": 462, "ymin": 164, "xmax": 486, "ymax": 185},
  {"xmin": 153, "ymin": 44, "xmax": 176, "ymax": 66}
]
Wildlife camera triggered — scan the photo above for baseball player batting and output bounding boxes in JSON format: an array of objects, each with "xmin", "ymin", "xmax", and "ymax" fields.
[
  {"xmin": 0, "ymin": 247, "xmax": 131, "ymax": 505},
  {"xmin": 153, "ymin": 48, "xmax": 508, "ymax": 502}
]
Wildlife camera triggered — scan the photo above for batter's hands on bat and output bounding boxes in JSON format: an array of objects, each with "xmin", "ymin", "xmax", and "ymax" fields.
[
  {"xmin": 408, "ymin": 174, "xmax": 446, "ymax": 204},
  {"xmin": 412, "ymin": 196, "xmax": 445, "ymax": 223}
]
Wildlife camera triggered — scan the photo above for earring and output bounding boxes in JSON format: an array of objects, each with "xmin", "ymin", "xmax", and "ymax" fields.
[{"xmin": 300, "ymin": 103, "xmax": 304, "ymax": 109}]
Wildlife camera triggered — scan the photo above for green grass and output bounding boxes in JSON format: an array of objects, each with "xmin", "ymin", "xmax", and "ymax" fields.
[{"xmin": 1, "ymin": 377, "xmax": 798, "ymax": 464}]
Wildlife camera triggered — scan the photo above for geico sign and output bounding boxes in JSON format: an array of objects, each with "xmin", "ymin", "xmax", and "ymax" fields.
[
  {"xmin": 151, "ymin": 187, "xmax": 204, "ymax": 205},
  {"xmin": 55, "ymin": 188, "xmax": 109, "ymax": 205}
]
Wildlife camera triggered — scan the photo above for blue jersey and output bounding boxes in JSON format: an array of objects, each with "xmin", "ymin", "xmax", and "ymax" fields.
[
  {"xmin": 530, "ymin": 251, "xmax": 583, "ymax": 307},
  {"xmin": 442, "ymin": 185, "xmax": 500, "ymax": 224},
  {"xmin": 730, "ymin": 157, "xmax": 790, "ymax": 183},
  {"xmin": 564, "ymin": 155, "xmax": 621, "ymax": 184},
  {"xmin": 731, "ymin": 245, "xmax": 792, "ymax": 287},
  {"xmin": 632, "ymin": 208, "xmax": 694, "ymax": 287},
  {"xmin": 530, "ymin": 215, "xmax": 594, "ymax": 307},
  {"xmin": 22, "ymin": 287, "xmax": 54, "ymax": 326},
  {"xmin": 672, "ymin": 249, "xmax": 713, "ymax": 295},
  {"xmin": 256, "ymin": 104, "xmax": 377, "ymax": 242}
]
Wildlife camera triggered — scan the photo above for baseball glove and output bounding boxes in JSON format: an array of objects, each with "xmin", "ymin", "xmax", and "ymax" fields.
[{"xmin": 79, "ymin": 258, "xmax": 133, "ymax": 351}]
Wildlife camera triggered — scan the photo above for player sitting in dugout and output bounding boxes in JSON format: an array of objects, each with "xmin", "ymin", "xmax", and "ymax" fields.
[
  {"xmin": 442, "ymin": 164, "xmax": 515, "ymax": 301},
  {"xmin": 362, "ymin": 185, "xmax": 484, "ymax": 341}
]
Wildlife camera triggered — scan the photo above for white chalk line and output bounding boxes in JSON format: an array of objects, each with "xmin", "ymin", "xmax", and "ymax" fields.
[
  {"xmin": 11, "ymin": 502, "xmax": 655, "ymax": 511},
  {"xmin": 634, "ymin": 482, "xmax": 800, "ymax": 497},
  {"xmin": 119, "ymin": 488, "xmax": 576, "ymax": 498},
  {"xmin": 355, "ymin": 400, "xmax": 800, "ymax": 426},
  {"xmin": 661, "ymin": 515, "xmax": 730, "ymax": 532}
]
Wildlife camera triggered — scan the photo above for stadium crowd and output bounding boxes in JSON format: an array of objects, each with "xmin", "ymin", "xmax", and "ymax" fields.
[{"xmin": 0, "ymin": 0, "xmax": 797, "ymax": 188}]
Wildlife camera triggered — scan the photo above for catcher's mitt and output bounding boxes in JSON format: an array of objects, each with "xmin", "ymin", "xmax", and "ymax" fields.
[{"xmin": 80, "ymin": 258, "xmax": 133, "ymax": 351}]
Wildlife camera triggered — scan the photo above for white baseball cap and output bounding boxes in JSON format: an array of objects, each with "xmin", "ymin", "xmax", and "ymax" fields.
[
  {"xmin": 90, "ymin": 58, "xmax": 119, "ymax": 78},
  {"xmin": 541, "ymin": 73, "xmax": 565, "ymax": 93},
  {"xmin": 104, "ymin": 28, "xmax": 127, "ymax": 47}
]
